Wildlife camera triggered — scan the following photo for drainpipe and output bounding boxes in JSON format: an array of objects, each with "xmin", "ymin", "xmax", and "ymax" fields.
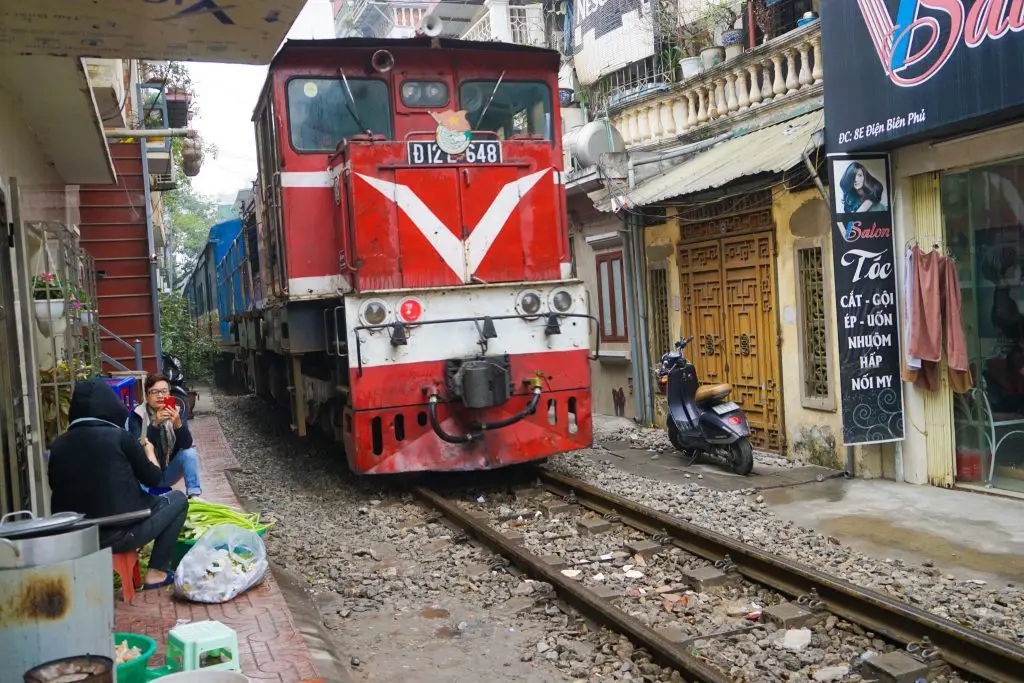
[
  {"xmin": 631, "ymin": 215, "xmax": 655, "ymax": 423},
  {"xmin": 627, "ymin": 133, "xmax": 731, "ymax": 190},
  {"xmin": 619, "ymin": 214, "xmax": 647, "ymax": 424},
  {"xmin": 845, "ymin": 445, "xmax": 856, "ymax": 478}
]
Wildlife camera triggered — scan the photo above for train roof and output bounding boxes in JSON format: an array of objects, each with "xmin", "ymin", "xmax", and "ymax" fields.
[{"xmin": 269, "ymin": 36, "xmax": 561, "ymax": 70}]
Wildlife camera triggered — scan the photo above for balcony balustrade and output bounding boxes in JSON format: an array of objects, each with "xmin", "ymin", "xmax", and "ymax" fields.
[{"xmin": 609, "ymin": 22, "xmax": 822, "ymax": 150}]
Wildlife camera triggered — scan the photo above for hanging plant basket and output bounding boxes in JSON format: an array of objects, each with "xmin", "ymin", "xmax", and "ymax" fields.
[{"xmin": 34, "ymin": 300, "xmax": 67, "ymax": 337}]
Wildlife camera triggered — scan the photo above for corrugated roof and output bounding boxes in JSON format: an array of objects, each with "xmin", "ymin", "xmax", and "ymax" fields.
[{"xmin": 593, "ymin": 111, "xmax": 824, "ymax": 212}]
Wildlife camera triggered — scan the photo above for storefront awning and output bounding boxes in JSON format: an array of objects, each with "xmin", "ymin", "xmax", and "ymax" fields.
[
  {"xmin": 0, "ymin": 0, "xmax": 307, "ymax": 63},
  {"xmin": 0, "ymin": 56, "xmax": 114, "ymax": 185},
  {"xmin": 592, "ymin": 111, "xmax": 825, "ymax": 212}
]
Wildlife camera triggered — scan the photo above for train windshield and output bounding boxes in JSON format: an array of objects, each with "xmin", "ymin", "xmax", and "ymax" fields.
[
  {"xmin": 460, "ymin": 81, "xmax": 552, "ymax": 140},
  {"xmin": 287, "ymin": 77, "xmax": 392, "ymax": 151}
]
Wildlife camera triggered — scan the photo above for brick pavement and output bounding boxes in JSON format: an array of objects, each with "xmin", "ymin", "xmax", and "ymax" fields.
[{"xmin": 114, "ymin": 414, "xmax": 322, "ymax": 682}]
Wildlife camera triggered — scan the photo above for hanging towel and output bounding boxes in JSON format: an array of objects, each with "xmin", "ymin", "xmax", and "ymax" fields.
[
  {"xmin": 910, "ymin": 246, "xmax": 943, "ymax": 391},
  {"xmin": 943, "ymin": 255, "xmax": 973, "ymax": 394},
  {"xmin": 902, "ymin": 245, "xmax": 922, "ymax": 383}
]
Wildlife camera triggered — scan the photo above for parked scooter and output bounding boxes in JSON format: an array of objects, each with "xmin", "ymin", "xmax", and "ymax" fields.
[
  {"xmin": 161, "ymin": 351, "xmax": 192, "ymax": 418},
  {"xmin": 656, "ymin": 337, "xmax": 754, "ymax": 475}
]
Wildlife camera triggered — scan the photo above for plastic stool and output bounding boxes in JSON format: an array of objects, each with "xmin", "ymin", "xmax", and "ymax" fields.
[
  {"xmin": 112, "ymin": 551, "xmax": 141, "ymax": 602},
  {"xmin": 166, "ymin": 620, "xmax": 241, "ymax": 673}
]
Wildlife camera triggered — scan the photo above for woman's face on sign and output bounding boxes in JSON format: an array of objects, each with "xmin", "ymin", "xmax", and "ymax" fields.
[{"xmin": 854, "ymin": 168, "xmax": 865, "ymax": 190}]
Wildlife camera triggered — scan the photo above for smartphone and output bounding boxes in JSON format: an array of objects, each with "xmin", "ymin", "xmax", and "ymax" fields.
[{"xmin": 163, "ymin": 396, "xmax": 177, "ymax": 411}]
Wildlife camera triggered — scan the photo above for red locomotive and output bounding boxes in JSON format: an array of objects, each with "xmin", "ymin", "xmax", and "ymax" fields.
[{"xmin": 220, "ymin": 33, "xmax": 595, "ymax": 474}]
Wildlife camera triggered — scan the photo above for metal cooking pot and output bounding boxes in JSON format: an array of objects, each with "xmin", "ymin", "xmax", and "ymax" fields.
[{"xmin": 0, "ymin": 509, "xmax": 151, "ymax": 569}]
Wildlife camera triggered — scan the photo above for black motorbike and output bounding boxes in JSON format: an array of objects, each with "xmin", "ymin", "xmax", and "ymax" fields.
[
  {"xmin": 161, "ymin": 352, "xmax": 191, "ymax": 419},
  {"xmin": 657, "ymin": 337, "xmax": 754, "ymax": 475}
]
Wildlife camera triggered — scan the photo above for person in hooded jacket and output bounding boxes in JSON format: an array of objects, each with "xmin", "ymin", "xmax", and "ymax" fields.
[{"xmin": 48, "ymin": 378, "xmax": 187, "ymax": 589}]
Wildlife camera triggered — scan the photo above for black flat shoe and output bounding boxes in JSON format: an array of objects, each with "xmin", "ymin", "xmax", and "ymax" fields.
[{"xmin": 142, "ymin": 572, "xmax": 175, "ymax": 590}]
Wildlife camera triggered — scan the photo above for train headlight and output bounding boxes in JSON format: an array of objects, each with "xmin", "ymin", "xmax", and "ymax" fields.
[
  {"xmin": 518, "ymin": 291, "xmax": 543, "ymax": 316},
  {"xmin": 550, "ymin": 290, "xmax": 573, "ymax": 313},
  {"xmin": 361, "ymin": 300, "xmax": 389, "ymax": 326},
  {"xmin": 401, "ymin": 82, "xmax": 422, "ymax": 105}
]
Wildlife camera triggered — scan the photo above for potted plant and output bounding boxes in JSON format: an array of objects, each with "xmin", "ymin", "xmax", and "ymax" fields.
[
  {"xmin": 72, "ymin": 287, "xmax": 96, "ymax": 326},
  {"xmin": 32, "ymin": 272, "xmax": 68, "ymax": 336},
  {"xmin": 698, "ymin": 1, "xmax": 740, "ymax": 70},
  {"xmin": 674, "ymin": 21, "xmax": 712, "ymax": 80}
]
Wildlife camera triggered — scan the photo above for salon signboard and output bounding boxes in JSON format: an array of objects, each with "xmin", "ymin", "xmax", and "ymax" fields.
[
  {"xmin": 828, "ymin": 152, "xmax": 905, "ymax": 446},
  {"xmin": 821, "ymin": 0, "xmax": 1024, "ymax": 152}
]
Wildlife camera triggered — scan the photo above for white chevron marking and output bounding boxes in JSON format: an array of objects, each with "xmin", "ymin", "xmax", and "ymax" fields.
[{"xmin": 356, "ymin": 168, "xmax": 551, "ymax": 282}]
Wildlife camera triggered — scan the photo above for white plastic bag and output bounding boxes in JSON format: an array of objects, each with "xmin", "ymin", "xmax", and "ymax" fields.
[{"xmin": 174, "ymin": 524, "xmax": 268, "ymax": 603}]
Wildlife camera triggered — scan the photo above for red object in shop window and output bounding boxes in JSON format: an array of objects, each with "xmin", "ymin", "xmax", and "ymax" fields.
[{"xmin": 955, "ymin": 447, "xmax": 983, "ymax": 482}]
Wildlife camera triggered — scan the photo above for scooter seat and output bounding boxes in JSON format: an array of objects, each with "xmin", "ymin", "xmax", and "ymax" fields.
[{"xmin": 695, "ymin": 383, "xmax": 732, "ymax": 403}]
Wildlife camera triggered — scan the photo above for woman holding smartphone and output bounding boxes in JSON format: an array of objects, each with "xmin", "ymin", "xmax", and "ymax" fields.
[{"xmin": 130, "ymin": 373, "xmax": 203, "ymax": 498}]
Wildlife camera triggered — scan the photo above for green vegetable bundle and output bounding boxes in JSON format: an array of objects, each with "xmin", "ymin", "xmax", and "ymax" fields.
[{"xmin": 179, "ymin": 499, "xmax": 273, "ymax": 542}]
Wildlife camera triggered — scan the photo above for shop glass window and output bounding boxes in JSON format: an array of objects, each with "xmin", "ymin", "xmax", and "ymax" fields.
[
  {"xmin": 597, "ymin": 251, "xmax": 627, "ymax": 341},
  {"xmin": 287, "ymin": 78, "xmax": 392, "ymax": 151},
  {"xmin": 942, "ymin": 160, "xmax": 1024, "ymax": 494},
  {"xmin": 459, "ymin": 81, "xmax": 552, "ymax": 140}
]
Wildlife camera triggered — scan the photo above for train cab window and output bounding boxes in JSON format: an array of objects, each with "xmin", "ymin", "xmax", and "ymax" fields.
[
  {"xmin": 400, "ymin": 81, "xmax": 449, "ymax": 108},
  {"xmin": 459, "ymin": 81, "xmax": 552, "ymax": 140},
  {"xmin": 287, "ymin": 78, "xmax": 392, "ymax": 151}
]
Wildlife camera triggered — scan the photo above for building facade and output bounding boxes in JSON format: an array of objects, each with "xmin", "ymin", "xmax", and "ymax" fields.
[
  {"xmin": 0, "ymin": 1, "xmax": 307, "ymax": 516},
  {"xmin": 821, "ymin": 0, "xmax": 1024, "ymax": 494},
  {"xmin": 564, "ymin": 1, "xmax": 836, "ymax": 458}
]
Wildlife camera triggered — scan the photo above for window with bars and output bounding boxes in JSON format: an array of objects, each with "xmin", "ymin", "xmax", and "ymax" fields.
[
  {"xmin": 648, "ymin": 267, "xmax": 671, "ymax": 356},
  {"xmin": 597, "ymin": 251, "xmax": 628, "ymax": 342},
  {"xmin": 796, "ymin": 242, "xmax": 833, "ymax": 410}
]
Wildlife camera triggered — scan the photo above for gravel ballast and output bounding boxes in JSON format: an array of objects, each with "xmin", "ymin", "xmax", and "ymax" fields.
[{"xmin": 548, "ymin": 443, "xmax": 1022, "ymax": 647}]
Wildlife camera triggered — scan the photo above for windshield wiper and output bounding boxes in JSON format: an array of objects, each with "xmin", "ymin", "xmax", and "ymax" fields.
[
  {"xmin": 339, "ymin": 68, "xmax": 372, "ymax": 136},
  {"xmin": 474, "ymin": 70, "xmax": 506, "ymax": 131}
]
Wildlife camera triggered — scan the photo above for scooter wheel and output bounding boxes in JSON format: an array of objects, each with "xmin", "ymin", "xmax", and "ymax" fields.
[{"xmin": 730, "ymin": 438, "xmax": 754, "ymax": 476}]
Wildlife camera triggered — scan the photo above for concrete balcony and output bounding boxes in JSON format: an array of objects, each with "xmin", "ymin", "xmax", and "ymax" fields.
[
  {"xmin": 462, "ymin": 2, "xmax": 546, "ymax": 47},
  {"xmin": 83, "ymin": 58, "xmax": 126, "ymax": 127},
  {"xmin": 609, "ymin": 21, "xmax": 823, "ymax": 151}
]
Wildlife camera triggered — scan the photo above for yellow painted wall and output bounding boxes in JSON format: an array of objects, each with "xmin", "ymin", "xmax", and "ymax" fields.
[
  {"xmin": 644, "ymin": 215, "xmax": 682, "ymax": 427},
  {"xmin": 772, "ymin": 187, "xmax": 849, "ymax": 466}
]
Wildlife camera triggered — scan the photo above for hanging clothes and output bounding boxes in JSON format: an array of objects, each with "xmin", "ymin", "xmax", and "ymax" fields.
[
  {"xmin": 902, "ymin": 246, "xmax": 922, "ymax": 382},
  {"xmin": 909, "ymin": 245, "xmax": 943, "ymax": 391},
  {"xmin": 943, "ymin": 255, "xmax": 973, "ymax": 393}
]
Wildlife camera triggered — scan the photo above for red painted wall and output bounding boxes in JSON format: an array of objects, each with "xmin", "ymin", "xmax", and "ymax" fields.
[{"xmin": 79, "ymin": 142, "xmax": 158, "ymax": 373}]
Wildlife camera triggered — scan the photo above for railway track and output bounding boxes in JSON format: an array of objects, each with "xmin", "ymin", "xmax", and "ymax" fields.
[{"xmin": 413, "ymin": 469, "xmax": 1024, "ymax": 683}]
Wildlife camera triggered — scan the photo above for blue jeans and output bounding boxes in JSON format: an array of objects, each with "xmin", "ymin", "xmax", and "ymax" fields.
[{"xmin": 160, "ymin": 447, "xmax": 202, "ymax": 496}]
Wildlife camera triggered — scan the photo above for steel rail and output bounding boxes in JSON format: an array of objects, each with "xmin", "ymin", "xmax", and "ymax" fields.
[
  {"xmin": 412, "ymin": 486, "xmax": 732, "ymax": 683},
  {"xmin": 538, "ymin": 469, "xmax": 1024, "ymax": 683}
]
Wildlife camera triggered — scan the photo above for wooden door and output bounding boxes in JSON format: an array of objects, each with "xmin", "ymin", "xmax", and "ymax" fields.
[
  {"xmin": 678, "ymin": 241, "xmax": 727, "ymax": 383},
  {"xmin": 677, "ymin": 232, "xmax": 782, "ymax": 452},
  {"xmin": 721, "ymin": 233, "xmax": 782, "ymax": 452}
]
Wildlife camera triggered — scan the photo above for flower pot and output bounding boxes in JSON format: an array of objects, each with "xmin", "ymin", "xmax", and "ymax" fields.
[
  {"xmin": 79, "ymin": 310, "xmax": 95, "ymax": 327},
  {"xmin": 34, "ymin": 299, "xmax": 67, "ymax": 336},
  {"xmin": 679, "ymin": 57, "xmax": 703, "ymax": 80},
  {"xmin": 722, "ymin": 29, "xmax": 745, "ymax": 60},
  {"xmin": 700, "ymin": 46, "xmax": 725, "ymax": 72}
]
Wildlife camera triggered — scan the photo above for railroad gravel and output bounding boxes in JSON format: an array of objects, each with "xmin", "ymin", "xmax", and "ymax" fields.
[
  {"xmin": 214, "ymin": 392, "xmax": 693, "ymax": 681},
  {"xmin": 462, "ymin": 491, "xmax": 969, "ymax": 683},
  {"xmin": 548, "ymin": 449, "xmax": 1024, "ymax": 647},
  {"xmin": 594, "ymin": 417, "xmax": 799, "ymax": 469}
]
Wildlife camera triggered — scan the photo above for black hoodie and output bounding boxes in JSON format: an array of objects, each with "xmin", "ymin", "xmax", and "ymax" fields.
[{"xmin": 48, "ymin": 379, "xmax": 164, "ymax": 518}]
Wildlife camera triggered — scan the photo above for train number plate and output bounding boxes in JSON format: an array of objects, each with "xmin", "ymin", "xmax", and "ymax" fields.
[
  {"xmin": 407, "ymin": 140, "xmax": 502, "ymax": 166},
  {"xmin": 712, "ymin": 402, "xmax": 740, "ymax": 415}
]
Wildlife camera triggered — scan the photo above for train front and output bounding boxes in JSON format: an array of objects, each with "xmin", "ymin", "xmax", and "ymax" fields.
[{"xmin": 298, "ymin": 40, "xmax": 594, "ymax": 473}]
